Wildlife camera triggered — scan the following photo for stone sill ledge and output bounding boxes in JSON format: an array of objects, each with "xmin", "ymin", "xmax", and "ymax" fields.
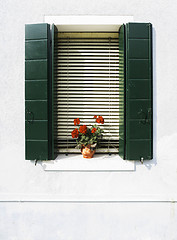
[{"xmin": 41, "ymin": 154, "xmax": 135, "ymax": 171}]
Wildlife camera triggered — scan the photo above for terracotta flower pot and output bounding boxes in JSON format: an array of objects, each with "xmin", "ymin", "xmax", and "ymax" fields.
[{"xmin": 81, "ymin": 144, "xmax": 96, "ymax": 158}]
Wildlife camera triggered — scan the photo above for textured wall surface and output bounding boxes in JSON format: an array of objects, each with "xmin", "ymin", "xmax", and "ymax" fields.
[
  {"xmin": 0, "ymin": 0, "xmax": 177, "ymax": 239},
  {"xmin": 1, "ymin": 202, "xmax": 177, "ymax": 240}
]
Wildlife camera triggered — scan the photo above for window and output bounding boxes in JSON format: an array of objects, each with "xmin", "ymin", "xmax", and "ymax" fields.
[
  {"xmin": 54, "ymin": 31, "xmax": 120, "ymax": 154},
  {"xmin": 25, "ymin": 20, "xmax": 153, "ymax": 162}
]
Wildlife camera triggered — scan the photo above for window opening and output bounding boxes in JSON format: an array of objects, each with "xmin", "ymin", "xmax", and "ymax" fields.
[{"xmin": 54, "ymin": 32, "xmax": 120, "ymax": 154}]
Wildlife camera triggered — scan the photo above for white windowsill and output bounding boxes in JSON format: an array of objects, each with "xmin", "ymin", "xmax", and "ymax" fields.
[{"xmin": 41, "ymin": 154, "xmax": 135, "ymax": 171}]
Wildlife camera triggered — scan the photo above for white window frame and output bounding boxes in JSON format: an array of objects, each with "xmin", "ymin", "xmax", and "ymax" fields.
[{"xmin": 42, "ymin": 15, "xmax": 135, "ymax": 171}]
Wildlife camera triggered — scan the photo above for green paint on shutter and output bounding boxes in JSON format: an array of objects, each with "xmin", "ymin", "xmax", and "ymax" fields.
[
  {"xmin": 25, "ymin": 24, "xmax": 48, "ymax": 40},
  {"xmin": 118, "ymin": 24, "xmax": 126, "ymax": 159},
  {"xmin": 125, "ymin": 23, "xmax": 153, "ymax": 160},
  {"xmin": 48, "ymin": 24, "xmax": 57, "ymax": 160},
  {"xmin": 26, "ymin": 140, "xmax": 48, "ymax": 160},
  {"xmin": 25, "ymin": 80, "xmax": 48, "ymax": 100},
  {"xmin": 25, "ymin": 23, "xmax": 53, "ymax": 160},
  {"xmin": 25, "ymin": 101, "xmax": 48, "ymax": 120},
  {"xmin": 25, "ymin": 121, "xmax": 48, "ymax": 140},
  {"xmin": 25, "ymin": 60, "xmax": 48, "ymax": 80},
  {"xmin": 25, "ymin": 40, "xmax": 48, "ymax": 60}
]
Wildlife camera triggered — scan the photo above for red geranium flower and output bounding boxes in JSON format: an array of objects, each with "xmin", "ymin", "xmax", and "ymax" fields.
[
  {"xmin": 74, "ymin": 118, "xmax": 80, "ymax": 126},
  {"xmin": 91, "ymin": 127, "xmax": 97, "ymax": 133},
  {"xmin": 99, "ymin": 116, "xmax": 104, "ymax": 124},
  {"xmin": 96, "ymin": 116, "xmax": 104, "ymax": 124},
  {"xmin": 96, "ymin": 118, "xmax": 101, "ymax": 123},
  {"xmin": 93, "ymin": 115, "xmax": 97, "ymax": 119},
  {"xmin": 79, "ymin": 125, "xmax": 87, "ymax": 134},
  {"xmin": 71, "ymin": 128, "xmax": 79, "ymax": 138}
]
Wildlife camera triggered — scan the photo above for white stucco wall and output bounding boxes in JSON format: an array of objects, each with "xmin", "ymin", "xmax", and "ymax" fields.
[{"xmin": 0, "ymin": 0, "xmax": 177, "ymax": 239}]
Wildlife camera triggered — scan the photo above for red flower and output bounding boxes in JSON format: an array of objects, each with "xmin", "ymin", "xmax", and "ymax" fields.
[
  {"xmin": 79, "ymin": 125, "xmax": 87, "ymax": 134},
  {"xmin": 74, "ymin": 118, "xmax": 80, "ymax": 126},
  {"xmin": 96, "ymin": 118, "xmax": 101, "ymax": 123},
  {"xmin": 96, "ymin": 116, "xmax": 104, "ymax": 124},
  {"xmin": 93, "ymin": 115, "xmax": 97, "ymax": 119},
  {"xmin": 71, "ymin": 128, "xmax": 79, "ymax": 138},
  {"xmin": 91, "ymin": 127, "xmax": 97, "ymax": 133},
  {"xmin": 99, "ymin": 116, "xmax": 104, "ymax": 124}
]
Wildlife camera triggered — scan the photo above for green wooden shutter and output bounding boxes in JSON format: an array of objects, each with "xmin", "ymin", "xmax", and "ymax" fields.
[
  {"xmin": 119, "ymin": 24, "xmax": 126, "ymax": 159},
  {"xmin": 124, "ymin": 23, "xmax": 153, "ymax": 160},
  {"xmin": 51, "ymin": 24, "xmax": 58, "ymax": 159},
  {"xmin": 25, "ymin": 23, "xmax": 53, "ymax": 160}
]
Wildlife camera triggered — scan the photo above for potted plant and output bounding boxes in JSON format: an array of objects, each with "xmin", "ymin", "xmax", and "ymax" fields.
[{"xmin": 71, "ymin": 115, "xmax": 104, "ymax": 158}]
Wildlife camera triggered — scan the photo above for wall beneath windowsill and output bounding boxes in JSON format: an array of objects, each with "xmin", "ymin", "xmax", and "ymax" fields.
[{"xmin": 0, "ymin": 143, "xmax": 177, "ymax": 202}]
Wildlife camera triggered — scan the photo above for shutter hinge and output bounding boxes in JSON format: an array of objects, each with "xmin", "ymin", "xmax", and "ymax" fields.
[
  {"xmin": 35, "ymin": 159, "xmax": 38, "ymax": 166},
  {"xmin": 140, "ymin": 157, "xmax": 144, "ymax": 164}
]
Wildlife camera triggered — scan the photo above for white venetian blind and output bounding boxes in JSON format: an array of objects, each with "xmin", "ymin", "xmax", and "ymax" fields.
[{"xmin": 54, "ymin": 32, "xmax": 121, "ymax": 153}]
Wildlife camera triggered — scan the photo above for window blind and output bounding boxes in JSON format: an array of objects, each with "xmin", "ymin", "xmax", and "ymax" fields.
[{"xmin": 54, "ymin": 32, "xmax": 121, "ymax": 153}]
